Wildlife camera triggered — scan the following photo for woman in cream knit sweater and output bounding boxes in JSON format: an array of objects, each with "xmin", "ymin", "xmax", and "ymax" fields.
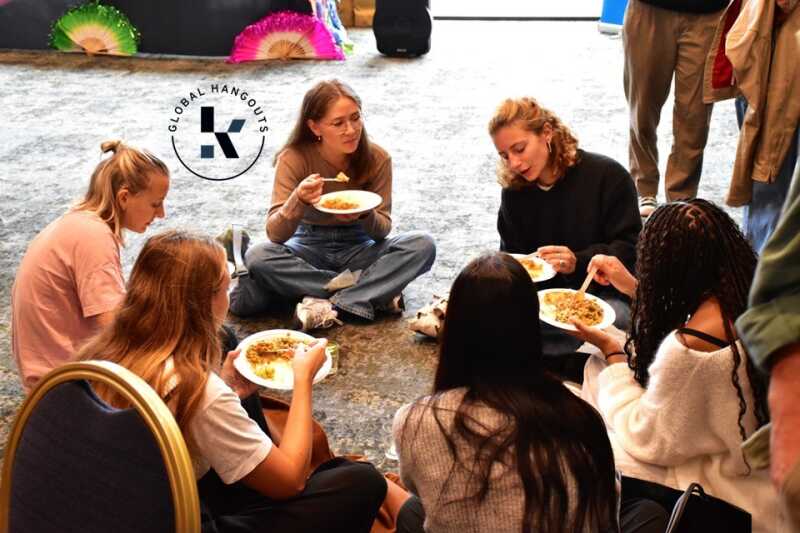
[{"xmin": 575, "ymin": 199, "xmax": 783, "ymax": 532}]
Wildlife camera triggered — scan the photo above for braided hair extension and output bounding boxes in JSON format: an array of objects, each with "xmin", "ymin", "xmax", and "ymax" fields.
[{"xmin": 625, "ymin": 199, "xmax": 770, "ymax": 442}]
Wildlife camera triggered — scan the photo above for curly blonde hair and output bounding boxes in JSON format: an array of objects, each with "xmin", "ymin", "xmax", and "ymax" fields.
[{"xmin": 488, "ymin": 97, "xmax": 580, "ymax": 189}]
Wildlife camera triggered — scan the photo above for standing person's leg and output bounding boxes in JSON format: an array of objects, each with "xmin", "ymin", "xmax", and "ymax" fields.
[
  {"xmin": 329, "ymin": 231, "xmax": 436, "ymax": 320},
  {"xmin": 624, "ymin": 0, "xmax": 680, "ymax": 205},
  {"xmin": 664, "ymin": 9, "xmax": 721, "ymax": 201},
  {"xmin": 743, "ymin": 127, "xmax": 800, "ymax": 253}
]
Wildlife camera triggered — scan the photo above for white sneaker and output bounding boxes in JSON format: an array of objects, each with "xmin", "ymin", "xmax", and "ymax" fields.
[
  {"xmin": 293, "ymin": 297, "xmax": 343, "ymax": 331},
  {"xmin": 639, "ymin": 196, "xmax": 658, "ymax": 218}
]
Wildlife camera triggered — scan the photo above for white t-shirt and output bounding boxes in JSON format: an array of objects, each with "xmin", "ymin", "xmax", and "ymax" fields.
[{"xmin": 184, "ymin": 372, "xmax": 273, "ymax": 484}]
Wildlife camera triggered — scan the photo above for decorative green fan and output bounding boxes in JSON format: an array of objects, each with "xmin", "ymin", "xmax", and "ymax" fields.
[{"xmin": 50, "ymin": 1, "xmax": 140, "ymax": 56}]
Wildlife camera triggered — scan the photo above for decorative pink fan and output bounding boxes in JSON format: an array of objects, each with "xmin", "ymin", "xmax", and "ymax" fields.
[{"xmin": 228, "ymin": 11, "xmax": 344, "ymax": 63}]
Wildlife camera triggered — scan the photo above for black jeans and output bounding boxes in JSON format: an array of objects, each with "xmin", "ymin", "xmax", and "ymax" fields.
[
  {"xmin": 198, "ymin": 385, "xmax": 387, "ymax": 532},
  {"xmin": 396, "ymin": 493, "xmax": 668, "ymax": 533}
]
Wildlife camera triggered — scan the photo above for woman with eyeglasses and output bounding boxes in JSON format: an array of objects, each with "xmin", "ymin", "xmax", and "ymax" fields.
[
  {"xmin": 488, "ymin": 97, "xmax": 641, "ymax": 367},
  {"xmin": 230, "ymin": 79, "xmax": 436, "ymax": 330}
]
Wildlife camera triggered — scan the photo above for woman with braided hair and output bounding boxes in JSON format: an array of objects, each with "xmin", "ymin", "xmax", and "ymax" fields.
[{"xmin": 573, "ymin": 199, "xmax": 781, "ymax": 532}]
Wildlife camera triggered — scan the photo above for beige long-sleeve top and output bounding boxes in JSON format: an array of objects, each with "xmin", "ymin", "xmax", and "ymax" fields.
[
  {"xmin": 393, "ymin": 389, "xmax": 602, "ymax": 533},
  {"xmin": 266, "ymin": 143, "xmax": 393, "ymax": 243}
]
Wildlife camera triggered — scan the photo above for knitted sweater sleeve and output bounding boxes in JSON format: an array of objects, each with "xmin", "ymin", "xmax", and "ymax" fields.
[{"xmin": 597, "ymin": 335, "xmax": 726, "ymax": 467}]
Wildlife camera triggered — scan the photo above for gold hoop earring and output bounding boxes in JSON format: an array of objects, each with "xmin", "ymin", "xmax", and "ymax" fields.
[{"xmin": 317, "ymin": 135, "xmax": 322, "ymax": 142}]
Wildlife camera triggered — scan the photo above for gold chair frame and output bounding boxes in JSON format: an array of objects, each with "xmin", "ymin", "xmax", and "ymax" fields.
[{"xmin": 0, "ymin": 361, "xmax": 200, "ymax": 533}]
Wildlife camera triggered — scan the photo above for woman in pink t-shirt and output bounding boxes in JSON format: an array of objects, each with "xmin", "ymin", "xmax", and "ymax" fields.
[{"xmin": 11, "ymin": 140, "xmax": 170, "ymax": 392}]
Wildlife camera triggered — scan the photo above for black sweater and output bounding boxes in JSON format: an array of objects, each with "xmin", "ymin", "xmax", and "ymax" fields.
[
  {"xmin": 498, "ymin": 150, "xmax": 642, "ymax": 291},
  {"xmin": 638, "ymin": 0, "xmax": 728, "ymax": 14}
]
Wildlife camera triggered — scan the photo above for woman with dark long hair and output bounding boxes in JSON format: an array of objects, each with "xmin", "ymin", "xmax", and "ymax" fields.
[
  {"xmin": 229, "ymin": 79, "xmax": 436, "ymax": 330},
  {"xmin": 393, "ymin": 252, "xmax": 630, "ymax": 533},
  {"xmin": 574, "ymin": 200, "xmax": 780, "ymax": 532}
]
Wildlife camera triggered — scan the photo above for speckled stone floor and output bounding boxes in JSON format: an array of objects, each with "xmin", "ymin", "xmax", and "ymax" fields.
[{"xmin": 0, "ymin": 21, "xmax": 741, "ymax": 474}]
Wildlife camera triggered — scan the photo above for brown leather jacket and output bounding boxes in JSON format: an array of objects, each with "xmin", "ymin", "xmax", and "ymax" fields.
[{"xmin": 703, "ymin": 0, "xmax": 800, "ymax": 206}]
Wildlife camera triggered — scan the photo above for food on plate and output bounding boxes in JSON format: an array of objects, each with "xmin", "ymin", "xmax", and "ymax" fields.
[
  {"xmin": 320, "ymin": 195, "xmax": 359, "ymax": 210},
  {"xmin": 519, "ymin": 257, "xmax": 544, "ymax": 279},
  {"xmin": 335, "ymin": 171, "xmax": 351, "ymax": 182},
  {"xmin": 542, "ymin": 291, "xmax": 604, "ymax": 326},
  {"xmin": 245, "ymin": 336, "xmax": 308, "ymax": 380}
]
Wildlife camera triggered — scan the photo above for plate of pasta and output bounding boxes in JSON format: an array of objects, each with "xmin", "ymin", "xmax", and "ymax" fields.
[
  {"xmin": 314, "ymin": 190, "xmax": 382, "ymax": 215},
  {"xmin": 537, "ymin": 289, "xmax": 616, "ymax": 331},
  {"xmin": 234, "ymin": 329, "xmax": 333, "ymax": 390},
  {"xmin": 510, "ymin": 254, "xmax": 556, "ymax": 283}
]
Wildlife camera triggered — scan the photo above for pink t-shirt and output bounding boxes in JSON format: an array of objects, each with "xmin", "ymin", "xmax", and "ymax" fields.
[{"xmin": 11, "ymin": 211, "xmax": 126, "ymax": 392}]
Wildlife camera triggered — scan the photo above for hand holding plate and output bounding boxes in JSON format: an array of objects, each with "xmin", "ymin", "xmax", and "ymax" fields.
[
  {"xmin": 220, "ymin": 348, "xmax": 261, "ymax": 399},
  {"xmin": 537, "ymin": 245, "xmax": 577, "ymax": 274},
  {"xmin": 569, "ymin": 319, "xmax": 623, "ymax": 356}
]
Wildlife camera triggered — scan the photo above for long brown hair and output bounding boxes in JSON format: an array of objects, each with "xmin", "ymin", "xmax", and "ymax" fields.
[
  {"xmin": 488, "ymin": 97, "xmax": 580, "ymax": 189},
  {"xmin": 274, "ymin": 79, "xmax": 373, "ymax": 181},
  {"xmin": 402, "ymin": 253, "xmax": 619, "ymax": 533},
  {"xmin": 73, "ymin": 140, "xmax": 169, "ymax": 244},
  {"xmin": 626, "ymin": 199, "xmax": 770, "ymax": 442},
  {"xmin": 77, "ymin": 230, "xmax": 226, "ymax": 432}
]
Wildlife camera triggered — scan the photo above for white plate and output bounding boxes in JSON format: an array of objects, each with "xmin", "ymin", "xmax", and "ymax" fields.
[
  {"xmin": 234, "ymin": 329, "xmax": 333, "ymax": 390},
  {"xmin": 313, "ymin": 190, "xmax": 382, "ymax": 215},
  {"xmin": 537, "ymin": 288, "xmax": 616, "ymax": 332},
  {"xmin": 510, "ymin": 253, "xmax": 557, "ymax": 283}
]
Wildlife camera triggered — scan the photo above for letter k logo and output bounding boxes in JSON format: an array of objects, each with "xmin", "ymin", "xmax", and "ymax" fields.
[{"xmin": 200, "ymin": 106, "xmax": 245, "ymax": 159}]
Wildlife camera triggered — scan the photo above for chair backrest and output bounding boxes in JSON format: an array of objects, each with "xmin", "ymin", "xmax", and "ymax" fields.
[{"xmin": 0, "ymin": 361, "xmax": 200, "ymax": 533}]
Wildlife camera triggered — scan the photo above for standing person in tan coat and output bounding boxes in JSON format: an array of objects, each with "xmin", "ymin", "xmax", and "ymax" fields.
[
  {"xmin": 704, "ymin": 0, "xmax": 800, "ymax": 251},
  {"xmin": 623, "ymin": 0, "xmax": 728, "ymax": 217}
]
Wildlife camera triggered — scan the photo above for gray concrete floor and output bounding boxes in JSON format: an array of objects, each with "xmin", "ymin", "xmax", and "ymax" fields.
[{"xmin": 0, "ymin": 21, "xmax": 741, "ymax": 473}]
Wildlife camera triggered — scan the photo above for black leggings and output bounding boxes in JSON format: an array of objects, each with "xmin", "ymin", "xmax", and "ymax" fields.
[{"xmin": 198, "ymin": 391, "xmax": 387, "ymax": 533}]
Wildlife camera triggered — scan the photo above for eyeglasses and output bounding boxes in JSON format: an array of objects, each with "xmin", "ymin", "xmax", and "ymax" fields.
[{"xmin": 324, "ymin": 113, "xmax": 362, "ymax": 133}]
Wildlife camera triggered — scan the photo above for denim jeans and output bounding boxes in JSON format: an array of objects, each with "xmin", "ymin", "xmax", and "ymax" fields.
[
  {"xmin": 736, "ymin": 96, "xmax": 800, "ymax": 253},
  {"xmin": 230, "ymin": 224, "xmax": 436, "ymax": 320}
]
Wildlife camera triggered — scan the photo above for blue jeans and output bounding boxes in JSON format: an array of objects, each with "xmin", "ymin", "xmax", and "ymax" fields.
[
  {"xmin": 736, "ymin": 97, "xmax": 800, "ymax": 253},
  {"xmin": 230, "ymin": 224, "xmax": 436, "ymax": 320}
]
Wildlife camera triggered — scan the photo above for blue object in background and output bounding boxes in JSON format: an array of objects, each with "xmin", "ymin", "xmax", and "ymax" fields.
[{"xmin": 598, "ymin": 0, "xmax": 628, "ymax": 34}]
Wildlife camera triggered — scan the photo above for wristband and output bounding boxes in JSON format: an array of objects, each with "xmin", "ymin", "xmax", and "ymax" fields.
[{"xmin": 604, "ymin": 351, "xmax": 625, "ymax": 360}]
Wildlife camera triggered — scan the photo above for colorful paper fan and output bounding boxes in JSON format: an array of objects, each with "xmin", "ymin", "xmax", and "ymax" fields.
[
  {"xmin": 49, "ymin": 1, "xmax": 140, "ymax": 56},
  {"xmin": 227, "ymin": 11, "xmax": 345, "ymax": 63}
]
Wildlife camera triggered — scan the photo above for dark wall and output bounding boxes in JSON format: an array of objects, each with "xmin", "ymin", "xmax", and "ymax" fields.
[{"xmin": 0, "ymin": 0, "xmax": 312, "ymax": 55}]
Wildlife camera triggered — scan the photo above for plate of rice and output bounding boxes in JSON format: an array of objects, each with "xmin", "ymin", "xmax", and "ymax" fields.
[
  {"xmin": 234, "ymin": 329, "xmax": 333, "ymax": 390},
  {"xmin": 314, "ymin": 190, "xmax": 382, "ymax": 215},
  {"xmin": 510, "ymin": 253, "xmax": 556, "ymax": 283},
  {"xmin": 537, "ymin": 289, "xmax": 616, "ymax": 331}
]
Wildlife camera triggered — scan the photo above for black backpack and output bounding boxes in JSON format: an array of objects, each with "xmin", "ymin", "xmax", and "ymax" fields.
[{"xmin": 373, "ymin": 0, "xmax": 432, "ymax": 57}]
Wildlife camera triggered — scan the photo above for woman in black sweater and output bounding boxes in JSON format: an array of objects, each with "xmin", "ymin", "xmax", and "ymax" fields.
[{"xmin": 488, "ymin": 97, "xmax": 641, "ymax": 360}]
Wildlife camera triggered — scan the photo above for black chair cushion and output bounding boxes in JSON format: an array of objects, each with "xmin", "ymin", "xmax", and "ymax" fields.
[{"xmin": 9, "ymin": 380, "xmax": 176, "ymax": 533}]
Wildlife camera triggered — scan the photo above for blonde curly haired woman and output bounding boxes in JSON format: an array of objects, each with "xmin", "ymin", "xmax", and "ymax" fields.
[
  {"xmin": 489, "ymin": 97, "xmax": 641, "ymax": 367},
  {"xmin": 11, "ymin": 140, "xmax": 169, "ymax": 392}
]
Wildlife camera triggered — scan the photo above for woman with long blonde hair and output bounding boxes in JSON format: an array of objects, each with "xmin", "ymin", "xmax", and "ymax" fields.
[
  {"xmin": 11, "ymin": 140, "xmax": 169, "ymax": 392},
  {"xmin": 488, "ymin": 97, "xmax": 641, "ymax": 365},
  {"xmin": 79, "ymin": 230, "xmax": 386, "ymax": 532}
]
